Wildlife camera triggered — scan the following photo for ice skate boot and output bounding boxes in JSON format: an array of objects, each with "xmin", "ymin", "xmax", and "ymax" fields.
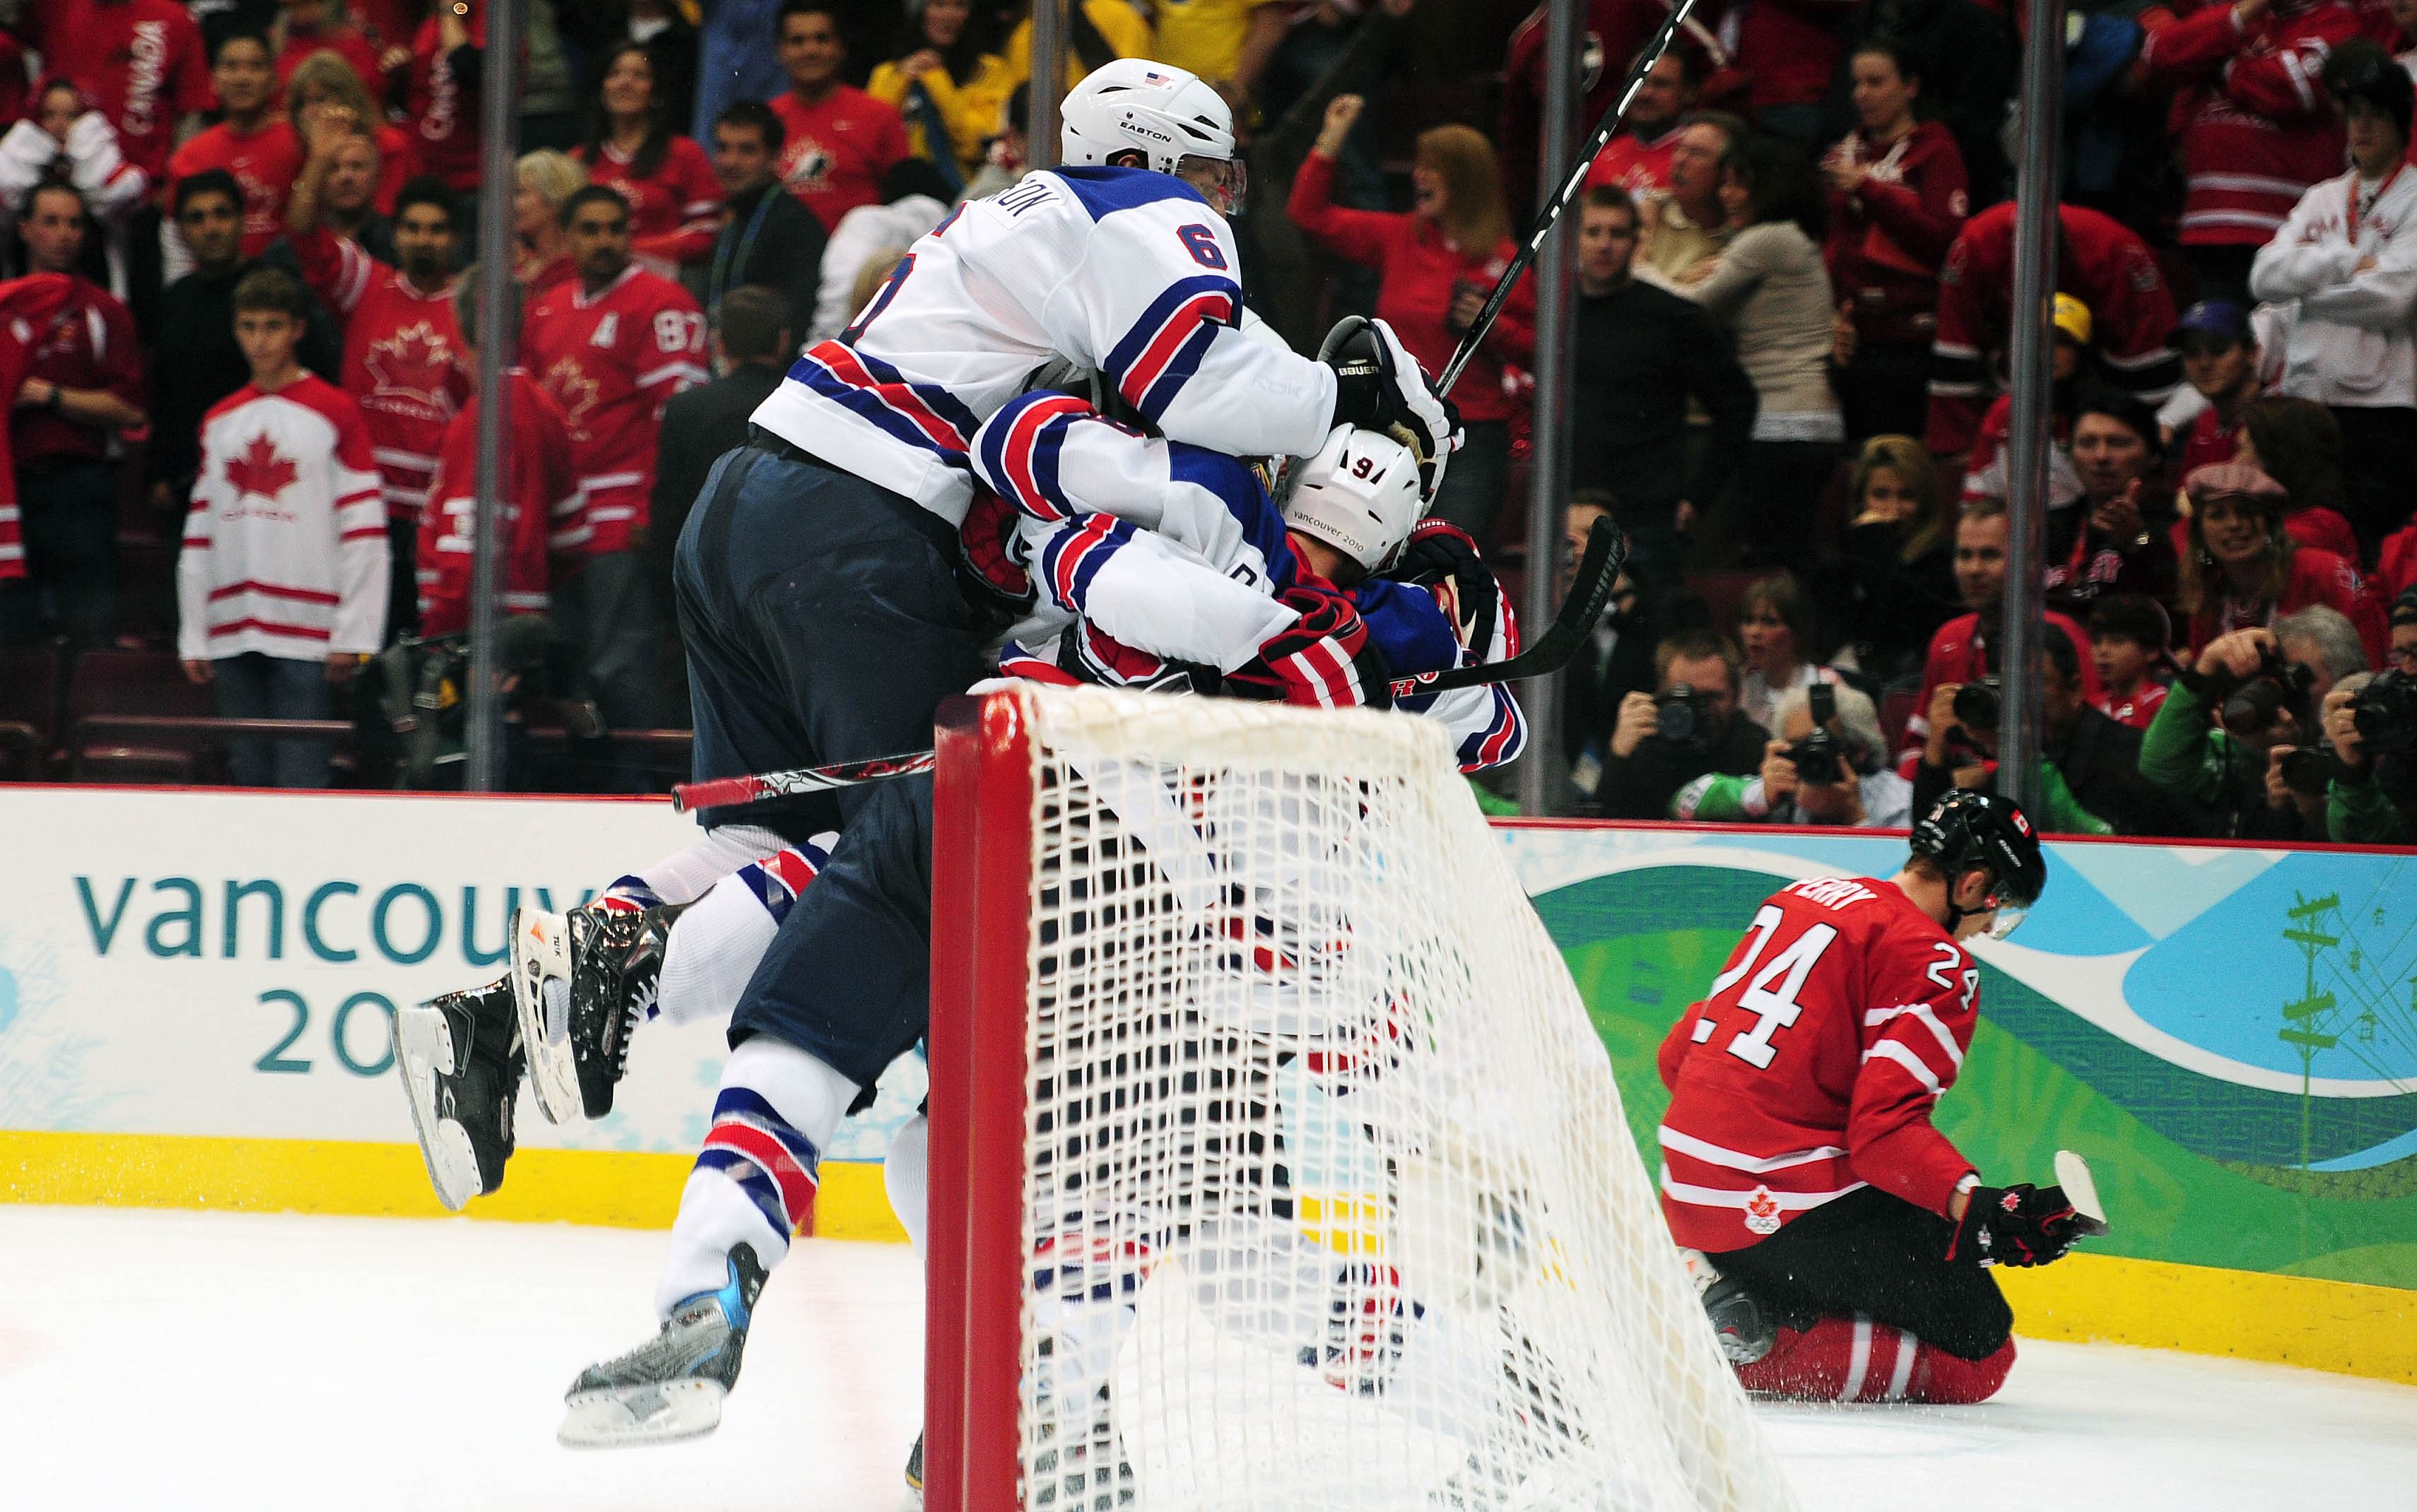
[
  {"xmin": 510, "ymin": 900, "xmax": 686, "ymax": 1123},
  {"xmin": 391, "ymin": 976, "xmax": 522, "ymax": 1210},
  {"xmin": 558, "ymin": 1244, "xmax": 766, "ymax": 1447},
  {"xmin": 1701, "ymin": 1275, "xmax": 1780, "ymax": 1365}
]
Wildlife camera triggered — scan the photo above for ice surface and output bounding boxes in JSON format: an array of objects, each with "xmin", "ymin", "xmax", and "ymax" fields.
[{"xmin": 3, "ymin": 1206, "xmax": 2411, "ymax": 1512}]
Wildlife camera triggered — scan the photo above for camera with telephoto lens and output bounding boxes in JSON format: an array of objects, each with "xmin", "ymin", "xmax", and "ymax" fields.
[
  {"xmin": 2278, "ymin": 747, "xmax": 2343, "ymax": 797},
  {"xmin": 1653, "ymin": 684, "xmax": 1716, "ymax": 748},
  {"xmin": 2351, "ymin": 669, "xmax": 2417, "ymax": 756},
  {"xmin": 1951, "ymin": 676, "xmax": 2001, "ymax": 731},
  {"xmin": 2221, "ymin": 649, "xmax": 2319, "ymax": 739},
  {"xmin": 1785, "ymin": 683, "xmax": 1846, "ymax": 782}
]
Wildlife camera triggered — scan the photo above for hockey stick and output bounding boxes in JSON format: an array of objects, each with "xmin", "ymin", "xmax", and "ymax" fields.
[
  {"xmin": 1436, "ymin": 0, "xmax": 1705, "ymax": 396},
  {"xmin": 667, "ymin": 521, "xmax": 1628, "ymax": 814}
]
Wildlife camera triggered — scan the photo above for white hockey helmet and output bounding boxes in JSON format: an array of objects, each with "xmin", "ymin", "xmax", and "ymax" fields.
[
  {"xmin": 1281, "ymin": 425, "xmax": 1427, "ymax": 575},
  {"xmin": 1060, "ymin": 59, "xmax": 1244, "ymax": 211}
]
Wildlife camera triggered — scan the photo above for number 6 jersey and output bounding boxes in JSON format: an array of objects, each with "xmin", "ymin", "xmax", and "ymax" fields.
[{"xmin": 1655, "ymin": 875, "xmax": 1982, "ymax": 1253}]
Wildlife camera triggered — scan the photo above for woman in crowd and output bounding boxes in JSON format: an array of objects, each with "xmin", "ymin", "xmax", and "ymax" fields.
[
  {"xmin": 2046, "ymin": 386, "xmax": 2177, "ymax": 615},
  {"xmin": 513, "ymin": 148, "xmax": 586, "ymax": 293},
  {"xmin": 286, "ymin": 50, "xmax": 416, "ymax": 217},
  {"xmin": 2178, "ymin": 462, "xmax": 2386, "ymax": 664},
  {"xmin": 1292, "ymin": 94, "xmax": 1534, "ymax": 541},
  {"xmin": 1822, "ymin": 41, "xmax": 1968, "ymax": 441},
  {"xmin": 2, "ymin": 78, "xmax": 148, "ymax": 292},
  {"xmin": 1735, "ymin": 571, "xmax": 1838, "ymax": 731},
  {"xmin": 867, "ymin": 0, "xmax": 1011, "ymax": 189},
  {"xmin": 2233, "ymin": 397, "xmax": 2363, "ymax": 562},
  {"xmin": 1829, "ymin": 433, "xmax": 1959, "ymax": 685},
  {"xmin": 1683, "ymin": 134, "xmax": 1842, "ymax": 569},
  {"xmin": 574, "ymin": 42, "xmax": 723, "ymax": 276}
]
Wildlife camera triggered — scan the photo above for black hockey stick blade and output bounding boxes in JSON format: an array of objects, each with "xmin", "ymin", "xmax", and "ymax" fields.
[{"xmin": 1388, "ymin": 517, "xmax": 1628, "ymax": 697}]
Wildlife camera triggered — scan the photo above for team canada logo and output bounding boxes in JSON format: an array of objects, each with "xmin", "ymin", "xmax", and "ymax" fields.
[
  {"xmin": 364, "ymin": 321, "xmax": 457, "ymax": 420},
  {"xmin": 1743, "ymin": 1186, "xmax": 1783, "ymax": 1236},
  {"xmin": 782, "ymin": 141, "xmax": 833, "ymax": 196},
  {"xmin": 225, "ymin": 433, "xmax": 298, "ymax": 503},
  {"xmin": 542, "ymin": 357, "xmax": 600, "ymax": 442}
]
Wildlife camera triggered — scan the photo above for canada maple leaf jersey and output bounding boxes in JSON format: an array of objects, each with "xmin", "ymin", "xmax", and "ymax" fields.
[
  {"xmin": 179, "ymin": 374, "xmax": 390, "ymax": 661},
  {"xmin": 416, "ymin": 369, "xmax": 576, "ymax": 635},
  {"xmin": 577, "ymin": 136, "xmax": 725, "ymax": 272},
  {"xmin": 0, "ymin": 274, "xmax": 82, "ymax": 582},
  {"xmin": 970, "ymin": 390, "xmax": 1527, "ymax": 771},
  {"xmin": 1656, "ymin": 875, "xmax": 1982, "ymax": 1253},
  {"xmin": 22, "ymin": 0, "xmax": 214, "ymax": 183},
  {"xmin": 291, "ymin": 226, "xmax": 469, "ymax": 524},
  {"xmin": 404, "ymin": 8, "xmax": 486, "ymax": 190},
  {"xmin": 521, "ymin": 263, "xmax": 707, "ymax": 556},
  {"xmin": 769, "ymin": 86, "xmax": 910, "ymax": 232},
  {"xmin": 748, "ymin": 165, "xmax": 1338, "ymax": 527}
]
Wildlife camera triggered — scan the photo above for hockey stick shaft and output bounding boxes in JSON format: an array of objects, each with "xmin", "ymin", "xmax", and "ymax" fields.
[
  {"xmin": 670, "ymin": 750, "xmax": 937, "ymax": 813},
  {"xmin": 1437, "ymin": 0, "xmax": 1705, "ymax": 396}
]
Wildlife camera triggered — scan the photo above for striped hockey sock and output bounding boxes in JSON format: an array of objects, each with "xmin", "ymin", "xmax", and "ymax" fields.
[
  {"xmin": 1734, "ymin": 1314, "xmax": 2016, "ymax": 1405},
  {"xmin": 655, "ymin": 835, "xmax": 835, "ymax": 1028}
]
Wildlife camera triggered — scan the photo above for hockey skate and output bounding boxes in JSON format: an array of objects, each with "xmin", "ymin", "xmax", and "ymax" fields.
[
  {"xmin": 390, "ymin": 976, "xmax": 523, "ymax": 1210},
  {"xmin": 558, "ymin": 1245, "xmax": 766, "ymax": 1447},
  {"xmin": 509, "ymin": 901, "xmax": 684, "ymax": 1124},
  {"xmin": 1700, "ymin": 1275, "xmax": 1780, "ymax": 1365}
]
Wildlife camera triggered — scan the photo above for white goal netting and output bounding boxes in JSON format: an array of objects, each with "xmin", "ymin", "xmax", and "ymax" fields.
[{"xmin": 999, "ymin": 686, "xmax": 1794, "ymax": 1511}]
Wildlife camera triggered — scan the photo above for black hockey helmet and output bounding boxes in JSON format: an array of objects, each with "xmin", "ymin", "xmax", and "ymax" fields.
[
  {"xmin": 2324, "ymin": 38, "xmax": 2414, "ymax": 143},
  {"xmin": 1910, "ymin": 789, "xmax": 2046, "ymax": 939}
]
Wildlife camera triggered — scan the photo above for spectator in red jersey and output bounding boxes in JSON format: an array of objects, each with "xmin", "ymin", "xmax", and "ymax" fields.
[
  {"xmin": 2163, "ymin": 302, "xmax": 2274, "ymax": 480},
  {"xmin": 16, "ymin": 0, "xmax": 213, "ymax": 192},
  {"xmin": 1821, "ymin": 0, "xmax": 2013, "ymax": 209},
  {"xmin": 1, "ymin": 184, "xmax": 146, "ymax": 651},
  {"xmin": 1730, "ymin": 0, "xmax": 1863, "ymax": 147},
  {"xmin": 286, "ymin": 49, "xmax": 418, "ymax": 220},
  {"xmin": 1895, "ymin": 497, "xmax": 2102, "ymax": 776},
  {"xmin": 513, "ymin": 149, "xmax": 586, "ymax": 294},
  {"xmin": 166, "ymin": 31, "xmax": 301, "ymax": 269},
  {"xmin": 2139, "ymin": 0, "xmax": 2374, "ymax": 307},
  {"xmin": 1956, "ymin": 292, "xmax": 2089, "ymax": 515},
  {"xmin": 2177, "ymin": 461, "xmax": 2387, "ymax": 664},
  {"xmin": 416, "ymin": 271, "xmax": 571, "ymax": 638},
  {"xmin": 396, "ymin": 0, "xmax": 484, "ymax": 199},
  {"xmin": 1926, "ymin": 202, "xmax": 2180, "ymax": 463},
  {"xmin": 2232, "ymin": 396, "xmax": 2363, "ymax": 562},
  {"xmin": 1822, "ymin": 41, "xmax": 1968, "ymax": 442},
  {"xmin": 575, "ymin": 43, "xmax": 724, "ymax": 278},
  {"xmin": 770, "ymin": 0, "xmax": 912, "ymax": 232},
  {"xmin": 1829, "ymin": 434, "xmax": 1959, "ymax": 685},
  {"xmin": 1293, "ymin": 95, "xmax": 1534, "ymax": 543},
  {"xmin": 0, "ymin": 79, "xmax": 152, "ymax": 300},
  {"xmin": 1582, "ymin": 45, "xmax": 1703, "ymax": 199},
  {"xmin": 1500, "ymin": 0, "xmax": 1666, "ymax": 220},
  {"xmin": 271, "ymin": 0, "xmax": 386, "ymax": 97},
  {"xmin": 0, "ymin": 274, "xmax": 83, "ymax": 605},
  {"xmin": 177, "ymin": 266, "xmax": 388, "ymax": 788},
  {"xmin": 2087, "ymin": 592, "xmax": 2175, "ymax": 731},
  {"xmin": 2045, "ymin": 386, "xmax": 2178, "ymax": 617},
  {"xmin": 521, "ymin": 185, "xmax": 707, "ymax": 740},
  {"xmin": 288, "ymin": 109, "xmax": 469, "ymax": 639}
]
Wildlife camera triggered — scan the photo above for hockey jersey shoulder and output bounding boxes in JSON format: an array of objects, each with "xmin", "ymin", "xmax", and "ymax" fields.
[{"xmin": 1047, "ymin": 165, "xmax": 1217, "ymax": 221}]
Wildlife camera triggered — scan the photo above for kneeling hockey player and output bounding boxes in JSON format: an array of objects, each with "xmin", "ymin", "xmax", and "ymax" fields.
[{"xmin": 1657, "ymin": 789, "xmax": 2090, "ymax": 1404}]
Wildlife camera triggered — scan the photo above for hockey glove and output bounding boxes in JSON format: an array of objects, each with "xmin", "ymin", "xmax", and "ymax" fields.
[
  {"xmin": 1945, "ymin": 1183, "xmax": 2082, "ymax": 1268},
  {"xmin": 956, "ymin": 485, "xmax": 1035, "ymax": 621},
  {"xmin": 1224, "ymin": 585, "xmax": 1394, "ymax": 710},
  {"xmin": 1389, "ymin": 519, "xmax": 1512, "ymax": 663},
  {"xmin": 1321, "ymin": 315, "xmax": 1462, "ymax": 502}
]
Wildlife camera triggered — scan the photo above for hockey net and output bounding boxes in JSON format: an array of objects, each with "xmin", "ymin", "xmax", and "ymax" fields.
[{"xmin": 927, "ymin": 686, "xmax": 1794, "ymax": 1512}]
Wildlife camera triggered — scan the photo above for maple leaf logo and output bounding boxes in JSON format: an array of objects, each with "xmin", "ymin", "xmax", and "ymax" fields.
[
  {"xmin": 543, "ymin": 356, "xmax": 600, "ymax": 441},
  {"xmin": 363, "ymin": 320, "xmax": 457, "ymax": 418},
  {"xmin": 225, "ymin": 432, "xmax": 298, "ymax": 502},
  {"xmin": 1743, "ymin": 1186, "xmax": 1783, "ymax": 1236}
]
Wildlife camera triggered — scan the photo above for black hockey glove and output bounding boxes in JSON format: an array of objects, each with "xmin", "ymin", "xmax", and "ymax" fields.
[
  {"xmin": 1388, "ymin": 519, "xmax": 1506, "ymax": 662},
  {"xmin": 1321, "ymin": 315, "xmax": 1461, "ymax": 500},
  {"xmin": 1945, "ymin": 1183, "xmax": 2082, "ymax": 1268},
  {"xmin": 1223, "ymin": 584, "xmax": 1394, "ymax": 711}
]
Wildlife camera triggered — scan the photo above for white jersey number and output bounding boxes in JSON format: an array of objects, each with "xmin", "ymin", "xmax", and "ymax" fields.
[{"xmin": 1693, "ymin": 905, "xmax": 1839, "ymax": 1070}]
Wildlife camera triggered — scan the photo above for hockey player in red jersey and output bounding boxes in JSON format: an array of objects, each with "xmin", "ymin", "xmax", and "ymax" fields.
[{"xmin": 1658, "ymin": 789, "xmax": 2088, "ymax": 1405}]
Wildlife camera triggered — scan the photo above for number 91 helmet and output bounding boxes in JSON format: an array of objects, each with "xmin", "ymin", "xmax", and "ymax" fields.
[
  {"xmin": 1910, "ymin": 789, "xmax": 2047, "ymax": 939},
  {"xmin": 1060, "ymin": 58, "xmax": 1245, "ymax": 213},
  {"xmin": 1278, "ymin": 424, "xmax": 1426, "ymax": 576}
]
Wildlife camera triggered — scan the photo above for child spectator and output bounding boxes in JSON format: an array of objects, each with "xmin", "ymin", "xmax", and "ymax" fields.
[
  {"xmin": 867, "ymin": 0, "xmax": 1011, "ymax": 189},
  {"xmin": 2088, "ymin": 593, "xmax": 2174, "ymax": 731},
  {"xmin": 1823, "ymin": 41, "xmax": 1968, "ymax": 442},
  {"xmin": 286, "ymin": 50, "xmax": 418, "ymax": 218},
  {"xmin": 575, "ymin": 42, "xmax": 724, "ymax": 276},
  {"xmin": 1292, "ymin": 95, "xmax": 1534, "ymax": 541},
  {"xmin": 401, "ymin": 0, "xmax": 485, "ymax": 196},
  {"xmin": 177, "ymin": 266, "xmax": 388, "ymax": 788},
  {"xmin": 2177, "ymin": 461, "xmax": 2385, "ymax": 664},
  {"xmin": 167, "ymin": 31, "xmax": 301, "ymax": 265},
  {"xmin": 1830, "ymin": 434, "xmax": 1959, "ymax": 685},
  {"xmin": 770, "ymin": 1, "xmax": 912, "ymax": 232}
]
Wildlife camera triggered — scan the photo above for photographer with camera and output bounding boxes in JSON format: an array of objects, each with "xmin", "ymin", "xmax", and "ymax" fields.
[
  {"xmin": 1912, "ymin": 628, "xmax": 2131, "ymax": 837},
  {"xmin": 1602, "ymin": 630, "xmax": 1772, "ymax": 821},
  {"xmin": 2141, "ymin": 613, "xmax": 2359, "ymax": 841},
  {"xmin": 2312, "ymin": 595, "xmax": 2417, "ymax": 843},
  {"xmin": 1674, "ymin": 681, "xmax": 1912, "ymax": 827}
]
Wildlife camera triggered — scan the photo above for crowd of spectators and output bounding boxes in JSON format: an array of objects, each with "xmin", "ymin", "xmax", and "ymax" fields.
[{"xmin": 0, "ymin": 0, "xmax": 2413, "ymax": 844}]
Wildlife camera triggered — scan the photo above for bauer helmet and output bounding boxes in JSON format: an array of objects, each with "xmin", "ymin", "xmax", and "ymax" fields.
[
  {"xmin": 1281, "ymin": 424, "xmax": 1426, "ymax": 575},
  {"xmin": 1060, "ymin": 59, "xmax": 1245, "ymax": 212},
  {"xmin": 1910, "ymin": 789, "xmax": 2047, "ymax": 940}
]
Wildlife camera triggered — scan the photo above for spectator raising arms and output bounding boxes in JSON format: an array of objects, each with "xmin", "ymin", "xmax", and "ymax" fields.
[
  {"xmin": 1823, "ymin": 41, "xmax": 1969, "ymax": 442},
  {"xmin": 286, "ymin": 49, "xmax": 417, "ymax": 220},
  {"xmin": 576, "ymin": 43, "xmax": 724, "ymax": 276},
  {"xmin": 0, "ymin": 79, "xmax": 151, "ymax": 299},
  {"xmin": 770, "ymin": 1, "xmax": 912, "ymax": 232},
  {"xmin": 1291, "ymin": 95, "xmax": 1534, "ymax": 541},
  {"xmin": 2177, "ymin": 461, "xmax": 2385, "ymax": 664},
  {"xmin": 2249, "ymin": 40, "xmax": 2417, "ymax": 560},
  {"xmin": 866, "ymin": 0, "xmax": 1011, "ymax": 188},
  {"xmin": 513, "ymin": 150, "xmax": 587, "ymax": 294},
  {"xmin": 1830, "ymin": 434, "xmax": 1959, "ymax": 685},
  {"xmin": 398, "ymin": 0, "xmax": 485, "ymax": 196},
  {"xmin": 167, "ymin": 30, "xmax": 302, "ymax": 264},
  {"xmin": 1678, "ymin": 135, "xmax": 1843, "ymax": 570}
]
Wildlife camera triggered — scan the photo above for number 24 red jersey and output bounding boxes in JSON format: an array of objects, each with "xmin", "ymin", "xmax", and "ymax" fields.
[{"xmin": 1656, "ymin": 875, "xmax": 1981, "ymax": 1254}]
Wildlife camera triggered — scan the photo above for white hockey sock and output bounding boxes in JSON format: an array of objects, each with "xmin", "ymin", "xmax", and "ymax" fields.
[
  {"xmin": 654, "ymin": 1036, "xmax": 859, "ymax": 1318},
  {"xmin": 654, "ymin": 837, "xmax": 834, "ymax": 1027},
  {"xmin": 601, "ymin": 822, "xmax": 793, "ymax": 912},
  {"xmin": 884, "ymin": 1114, "xmax": 929, "ymax": 1259}
]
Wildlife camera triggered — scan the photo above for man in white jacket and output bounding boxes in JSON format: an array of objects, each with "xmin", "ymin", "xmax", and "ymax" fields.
[{"xmin": 2250, "ymin": 37, "xmax": 2417, "ymax": 558}]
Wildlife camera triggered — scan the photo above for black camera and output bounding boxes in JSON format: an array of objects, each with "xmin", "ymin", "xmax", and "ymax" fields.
[
  {"xmin": 1952, "ymin": 677, "xmax": 2001, "ymax": 731},
  {"xmin": 1785, "ymin": 683, "xmax": 1847, "ymax": 782},
  {"xmin": 1654, "ymin": 683, "xmax": 1716, "ymax": 746},
  {"xmin": 2221, "ymin": 649, "xmax": 2319, "ymax": 738},
  {"xmin": 2278, "ymin": 747, "xmax": 2342, "ymax": 797},
  {"xmin": 2351, "ymin": 669, "xmax": 2417, "ymax": 756}
]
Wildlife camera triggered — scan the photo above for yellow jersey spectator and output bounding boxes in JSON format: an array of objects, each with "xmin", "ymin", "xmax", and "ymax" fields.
[{"xmin": 866, "ymin": 0, "xmax": 1014, "ymax": 183}]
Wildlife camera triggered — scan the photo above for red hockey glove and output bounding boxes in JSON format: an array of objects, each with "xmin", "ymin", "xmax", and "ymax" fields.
[
  {"xmin": 958, "ymin": 486, "xmax": 1034, "ymax": 613},
  {"xmin": 1224, "ymin": 585, "xmax": 1394, "ymax": 710},
  {"xmin": 1946, "ymin": 1183, "xmax": 2082, "ymax": 1268}
]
